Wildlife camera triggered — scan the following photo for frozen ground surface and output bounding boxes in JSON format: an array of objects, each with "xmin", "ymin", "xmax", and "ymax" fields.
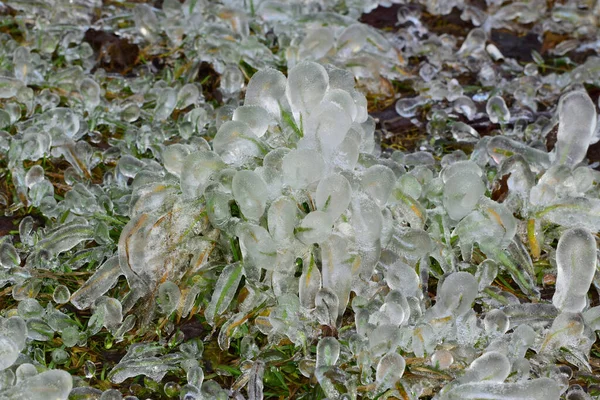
[{"xmin": 0, "ymin": 0, "xmax": 600, "ymax": 399}]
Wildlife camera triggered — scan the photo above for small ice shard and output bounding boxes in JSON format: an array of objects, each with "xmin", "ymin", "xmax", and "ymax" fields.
[
  {"xmin": 0, "ymin": 370, "xmax": 72, "ymax": 400},
  {"xmin": 552, "ymin": 227, "xmax": 597, "ymax": 313},
  {"xmin": 458, "ymin": 28, "xmax": 487, "ymax": 56},
  {"xmin": 376, "ymin": 352, "xmax": 405, "ymax": 391},
  {"xmin": 486, "ymin": 95, "xmax": 510, "ymax": 124},
  {"xmin": 555, "ymin": 90, "xmax": 597, "ymax": 166},
  {"xmin": 431, "ymin": 349, "xmax": 454, "ymax": 369}
]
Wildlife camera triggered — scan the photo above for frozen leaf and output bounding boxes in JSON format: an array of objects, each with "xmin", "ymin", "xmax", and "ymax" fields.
[
  {"xmin": 299, "ymin": 253, "xmax": 321, "ymax": 309},
  {"xmin": 442, "ymin": 378, "xmax": 561, "ymax": 400},
  {"xmin": 71, "ymin": 256, "xmax": 122, "ymax": 310},
  {"xmin": 177, "ymin": 84, "xmax": 200, "ymax": 109},
  {"xmin": 316, "ymin": 337, "xmax": 340, "ymax": 368},
  {"xmin": 0, "ymin": 370, "xmax": 72, "ymax": 400},
  {"xmin": 315, "ymin": 288, "xmax": 339, "ymax": 327},
  {"xmin": 376, "ymin": 352, "xmax": 405, "ymax": 391},
  {"xmin": 552, "ymin": 228, "xmax": 596, "ymax": 313},
  {"xmin": 486, "ymin": 95, "xmax": 510, "ymax": 124},
  {"xmin": 205, "ymin": 262, "xmax": 244, "ymax": 326},
  {"xmin": 540, "ymin": 312, "xmax": 585, "ymax": 354},
  {"xmin": 442, "ymin": 161, "xmax": 485, "ymax": 221},
  {"xmin": 282, "ymin": 149, "xmax": 325, "ymax": 189},
  {"xmin": 232, "ymin": 170, "xmax": 268, "ymax": 221},
  {"xmin": 360, "ymin": 165, "xmax": 395, "ymax": 208},
  {"xmin": 52, "ymin": 285, "xmax": 70, "ymax": 304},
  {"xmin": 437, "ymin": 272, "xmax": 478, "ymax": 317},
  {"xmin": 0, "ymin": 336, "xmax": 19, "ymax": 371},
  {"xmin": 316, "ymin": 174, "xmax": 352, "ymax": 221},
  {"xmin": 36, "ymin": 224, "xmax": 94, "ymax": 256},
  {"xmin": 180, "ymin": 150, "xmax": 226, "ymax": 199},
  {"xmin": 236, "ymin": 223, "xmax": 277, "ymax": 271},
  {"xmin": 79, "ymin": 77, "xmax": 100, "ymax": 111},
  {"xmin": 296, "ymin": 211, "xmax": 333, "ymax": 245},
  {"xmin": 213, "ymin": 121, "xmax": 266, "ymax": 167},
  {"xmin": 484, "ymin": 310, "xmax": 509, "ymax": 336},
  {"xmin": 306, "ymin": 101, "xmax": 351, "ymax": 153},
  {"xmin": 459, "ymin": 352, "xmax": 511, "ymax": 384},
  {"xmin": 556, "ymin": 90, "xmax": 597, "ymax": 166},
  {"xmin": 286, "ymin": 61, "xmax": 329, "ymax": 117},
  {"xmin": 233, "ymin": 105, "xmax": 272, "ymax": 138},
  {"xmin": 0, "ymin": 77, "xmax": 23, "ymax": 99},
  {"xmin": 0, "ymin": 243, "xmax": 20, "ymax": 269},
  {"xmin": 244, "ymin": 68, "xmax": 287, "ymax": 119},
  {"xmin": 267, "ymin": 196, "xmax": 298, "ymax": 244},
  {"xmin": 321, "ymin": 235, "xmax": 355, "ymax": 318},
  {"xmin": 109, "ymin": 357, "xmax": 176, "ymax": 384},
  {"xmin": 158, "ymin": 281, "xmax": 181, "ymax": 315},
  {"xmin": 487, "ymin": 136, "xmax": 551, "ymax": 170},
  {"xmin": 247, "ymin": 360, "xmax": 265, "ymax": 400}
]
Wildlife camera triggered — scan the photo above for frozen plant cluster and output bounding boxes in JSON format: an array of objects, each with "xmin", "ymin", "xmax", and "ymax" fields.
[{"xmin": 109, "ymin": 64, "xmax": 600, "ymax": 400}]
